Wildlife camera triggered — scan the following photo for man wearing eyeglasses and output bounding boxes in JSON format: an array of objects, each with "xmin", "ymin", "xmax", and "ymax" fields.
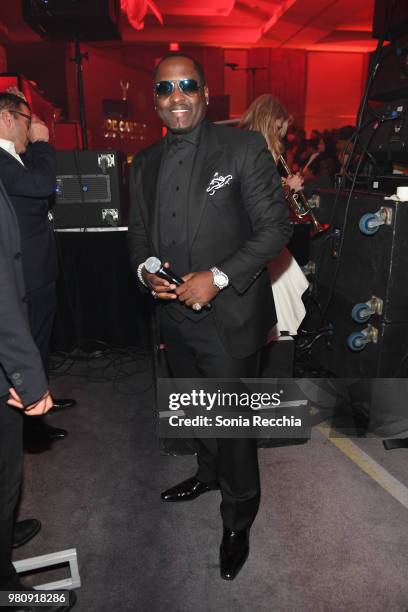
[
  {"xmin": 128, "ymin": 53, "xmax": 292, "ymax": 580},
  {"xmin": 0, "ymin": 93, "xmax": 58, "ymax": 373},
  {"xmin": 0, "ymin": 92, "xmax": 76, "ymax": 541},
  {"xmin": 0, "ymin": 92, "xmax": 75, "ymax": 418}
]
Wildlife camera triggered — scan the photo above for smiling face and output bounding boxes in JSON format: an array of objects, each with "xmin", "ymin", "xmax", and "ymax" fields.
[{"xmin": 154, "ymin": 56, "xmax": 209, "ymax": 134}]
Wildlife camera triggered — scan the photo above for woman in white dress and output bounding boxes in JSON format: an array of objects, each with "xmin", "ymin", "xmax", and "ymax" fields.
[{"xmin": 239, "ymin": 94, "xmax": 309, "ymax": 339}]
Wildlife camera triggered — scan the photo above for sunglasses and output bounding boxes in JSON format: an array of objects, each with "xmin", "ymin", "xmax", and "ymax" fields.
[
  {"xmin": 12, "ymin": 110, "xmax": 32, "ymax": 127},
  {"xmin": 154, "ymin": 79, "xmax": 202, "ymax": 97}
]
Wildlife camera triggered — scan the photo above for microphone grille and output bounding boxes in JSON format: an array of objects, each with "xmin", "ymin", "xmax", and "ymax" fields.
[{"xmin": 144, "ymin": 256, "xmax": 161, "ymax": 274}]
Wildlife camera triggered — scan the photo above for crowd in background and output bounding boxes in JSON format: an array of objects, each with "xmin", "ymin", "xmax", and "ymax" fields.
[{"xmin": 285, "ymin": 124, "xmax": 355, "ymax": 190}]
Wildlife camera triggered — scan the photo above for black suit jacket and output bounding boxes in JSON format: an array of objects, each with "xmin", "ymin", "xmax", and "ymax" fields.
[
  {"xmin": 0, "ymin": 180, "xmax": 47, "ymax": 403},
  {"xmin": 0, "ymin": 141, "xmax": 57, "ymax": 292},
  {"xmin": 128, "ymin": 121, "xmax": 292, "ymax": 358}
]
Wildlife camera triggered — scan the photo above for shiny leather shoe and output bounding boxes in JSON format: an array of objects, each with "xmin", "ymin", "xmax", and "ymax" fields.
[
  {"xmin": 161, "ymin": 476, "xmax": 219, "ymax": 502},
  {"xmin": 220, "ymin": 528, "xmax": 250, "ymax": 580},
  {"xmin": 12, "ymin": 519, "xmax": 41, "ymax": 548},
  {"xmin": 52, "ymin": 398, "xmax": 77, "ymax": 412},
  {"xmin": 28, "ymin": 422, "xmax": 67, "ymax": 440},
  {"xmin": 24, "ymin": 417, "xmax": 67, "ymax": 439},
  {"xmin": 46, "ymin": 424, "xmax": 67, "ymax": 440},
  {"xmin": 23, "ymin": 418, "xmax": 67, "ymax": 453}
]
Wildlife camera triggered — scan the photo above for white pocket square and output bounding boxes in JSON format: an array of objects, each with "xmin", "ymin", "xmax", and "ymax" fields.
[{"xmin": 206, "ymin": 172, "xmax": 233, "ymax": 196}]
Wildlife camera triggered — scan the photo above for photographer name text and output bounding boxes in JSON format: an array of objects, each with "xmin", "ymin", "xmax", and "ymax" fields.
[{"xmin": 168, "ymin": 415, "xmax": 302, "ymax": 428}]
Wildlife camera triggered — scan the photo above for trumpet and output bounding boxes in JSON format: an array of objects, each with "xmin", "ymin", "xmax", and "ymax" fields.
[{"xmin": 278, "ymin": 155, "xmax": 329, "ymax": 237}]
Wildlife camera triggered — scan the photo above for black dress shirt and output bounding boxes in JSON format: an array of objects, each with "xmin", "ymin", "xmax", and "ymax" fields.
[{"xmin": 158, "ymin": 121, "xmax": 206, "ymax": 322}]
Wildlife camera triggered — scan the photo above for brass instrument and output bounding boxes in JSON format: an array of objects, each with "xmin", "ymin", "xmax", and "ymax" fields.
[{"xmin": 278, "ymin": 155, "xmax": 328, "ymax": 236}]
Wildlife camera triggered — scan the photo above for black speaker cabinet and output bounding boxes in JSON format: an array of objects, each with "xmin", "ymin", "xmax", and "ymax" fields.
[
  {"xmin": 359, "ymin": 99, "xmax": 408, "ymax": 164},
  {"xmin": 305, "ymin": 189, "xmax": 408, "ymax": 377},
  {"xmin": 52, "ymin": 150, "xmax": 127, "ymax": 228},
  {"xmin": 22, "ymin": 0, "xmax": 120, "ymax": 41},
  {"xmin": 373, "ymin": 0, "xmax": 408, "ymax": 40},
  {"xmin": 369, "ymin": 44, "xmax": 408, "ymax": 102}
]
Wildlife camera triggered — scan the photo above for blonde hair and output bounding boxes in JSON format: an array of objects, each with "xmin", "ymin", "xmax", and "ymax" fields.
[{"xmin": 239, "ymin": 94, "xmax": 292, "ymax": 161}]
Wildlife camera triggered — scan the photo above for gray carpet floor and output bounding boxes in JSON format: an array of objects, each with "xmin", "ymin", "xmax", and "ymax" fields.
[{"xmin": 13, "ymin": 356, "xmax": 408, "ymax": 612}]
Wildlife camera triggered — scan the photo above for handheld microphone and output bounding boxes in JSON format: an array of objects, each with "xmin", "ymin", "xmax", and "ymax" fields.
[
  {"xmin": 144, "ymin": 257, "xmax": 211, "ymax": 310},
  {"xmin": 144, "ymin": 256, "xmax": 184, "ymax": 286}
]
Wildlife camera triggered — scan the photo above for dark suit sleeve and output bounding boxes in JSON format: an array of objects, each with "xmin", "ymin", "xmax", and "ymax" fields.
[
  {"xmin": 0, "ymin": 142, "xmax": 56, "ymax": 198},
  {"xmin": 127, "ymin": 154, "xmax": 151, "ymax": 290},
  {"xmin": 0, "ymin": 201, "xmax": 48, "ymax": 406},
  {"xmin": 218, "ymin": 133, "xmax": 292, "ymax": 295}
]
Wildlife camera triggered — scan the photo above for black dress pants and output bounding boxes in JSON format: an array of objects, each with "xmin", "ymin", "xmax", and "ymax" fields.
[
  {"xmin": 160, "ymin": 308, "xmax": 261, "ymax": 531},
  {"xmin": 0, "ymin": 397, "xmax": 23, "ymax": 589},
  {"xmin": 23, "ymin": 282, "xmax": 57, "ymax": 433},
  {"xmin": 27, "ymin": 282, "xmax": 57, "ymax": 374}
]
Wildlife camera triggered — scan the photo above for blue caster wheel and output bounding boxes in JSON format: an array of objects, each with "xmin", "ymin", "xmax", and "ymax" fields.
[
  {"xmin": 347, "ymin": 331, "xmax": 367, "ymax": 351},
  {"xmin": 351, "ymin": 303, "xmax": 371, "ymax": 323},
  {"xmin": 359, "ymin": 213, "xmax": 379, "ymax": 236}
]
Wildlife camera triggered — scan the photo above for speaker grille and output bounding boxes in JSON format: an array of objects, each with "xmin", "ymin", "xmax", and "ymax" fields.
[{"xmin": 56, "ymin": 175, "xmax": 111, "ymax": 203}]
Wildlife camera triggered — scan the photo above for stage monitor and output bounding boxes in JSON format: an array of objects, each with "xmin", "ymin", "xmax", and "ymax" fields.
[
  {"xmin": 22, "ymin": 0, "xmax": 120, "ymax": 41},
  {"xmin": 373, "ymin": 0, "xmax": 408, "ymax": 40},
  {"xmin": 368, "ymin": 43, "xmax": 408, "ymax": 102},
  {"xmin": 359, "ymin": 99, "xmax": 408, "ymax": 165},
  {"xmin": 52, "ymin": 150, "xmax": 128, "ymax": 228}
]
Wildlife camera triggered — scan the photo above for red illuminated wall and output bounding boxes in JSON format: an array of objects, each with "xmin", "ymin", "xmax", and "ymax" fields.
[
  {"xmin": 224, "ymin": 49, "xmax": 250, "ymax": 119},
  {"xmin": 248, "ymin": 48, "xmax": 308, "ymax": 126},
  {"xmin": 224, "ymin": 48, "xmax": 307, "ymax": 124},
  {"xmin": 304, "ymin": 51, "xmax": 369, "ymax": 134},
  {"xmin": 0, "ymin": 45, "xmax": 7, "ymax": 72},
  {"xmin": 224, "ymin": 48, "xmax": 369, "ymax": 133},
  {"xmin": 6, "ymin": 42, "xmax": 69, "ymax": 116}
]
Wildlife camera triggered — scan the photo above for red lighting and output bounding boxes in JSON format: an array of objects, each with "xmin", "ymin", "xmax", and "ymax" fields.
[
  {"xmin": 157, "ymin": 1, "xmax": 235, "ymax": 17},
  {"xmin": 121, "ymin": 0, "xmax": 163, "ymax": 31},
  {"xmin": 169, "ymin": 42, "xmax": 180, "ymax": 52}
]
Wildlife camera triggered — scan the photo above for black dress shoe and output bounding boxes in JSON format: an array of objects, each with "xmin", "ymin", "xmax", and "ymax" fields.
[
  {"xmin": 52, "ymin": 398, "xmax": 77, "ymax": 412},
  {"xmin": 23, "ymin": 417, "xmax": 67, "ymax": 453},
  {"xmin": 12, "ymin": 519, "xmax": 41, "ymax": 548},
  {"xmin": 46, "ymin": 424, "xmax": 67, "ymax": 440},
  {"xmin": 161, "ymin": 476, "xmax": 219, "ymax": 502},
  {"xmin": 220, "ymin": 528, "xmax": 250, "ymax": 580},
  {"xmin": 24, "ymin": 418, "xmax": 67, "ymax": 440}
]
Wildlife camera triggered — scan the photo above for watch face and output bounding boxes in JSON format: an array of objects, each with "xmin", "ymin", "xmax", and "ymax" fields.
[{"xmin": 215, "ymin": 273, "xmax": 227, "ymax": 287}]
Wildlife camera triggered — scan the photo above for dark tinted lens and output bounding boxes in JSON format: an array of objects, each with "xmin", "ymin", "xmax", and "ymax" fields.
[
  {"xmin": 155, "ymin": 81, "xmax": 174, "ymax": 96},
  {"xmin": 179, "ymin": 79, "xmax": 200, "ymax": 94}
]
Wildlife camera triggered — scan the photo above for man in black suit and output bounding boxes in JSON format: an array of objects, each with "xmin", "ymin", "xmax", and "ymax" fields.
[
  {"xmin": 128, "ymin": 53, "xmax": 292, "ymax": 579},
  {"xmin": 0, "ymin": 181, "xmax": 76, "ymax": 610},
  {"xmin": 0, "ymin": 92, "xmax": 58, "ymax": 365},
  {"xmin": 0, "ymin": 92, "xmax": 75, "ymax": 444}
]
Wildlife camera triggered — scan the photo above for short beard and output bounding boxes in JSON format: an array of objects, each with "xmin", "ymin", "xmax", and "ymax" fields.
[{"xmin": 169, "ymin": 126, "xmax": 191, "ymax": 134}]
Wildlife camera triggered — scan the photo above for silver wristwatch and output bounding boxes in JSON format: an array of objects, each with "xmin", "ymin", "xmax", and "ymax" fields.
[{"xmin": 210, "ymin": 267, "xmax": 229, "ymax": 290}]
